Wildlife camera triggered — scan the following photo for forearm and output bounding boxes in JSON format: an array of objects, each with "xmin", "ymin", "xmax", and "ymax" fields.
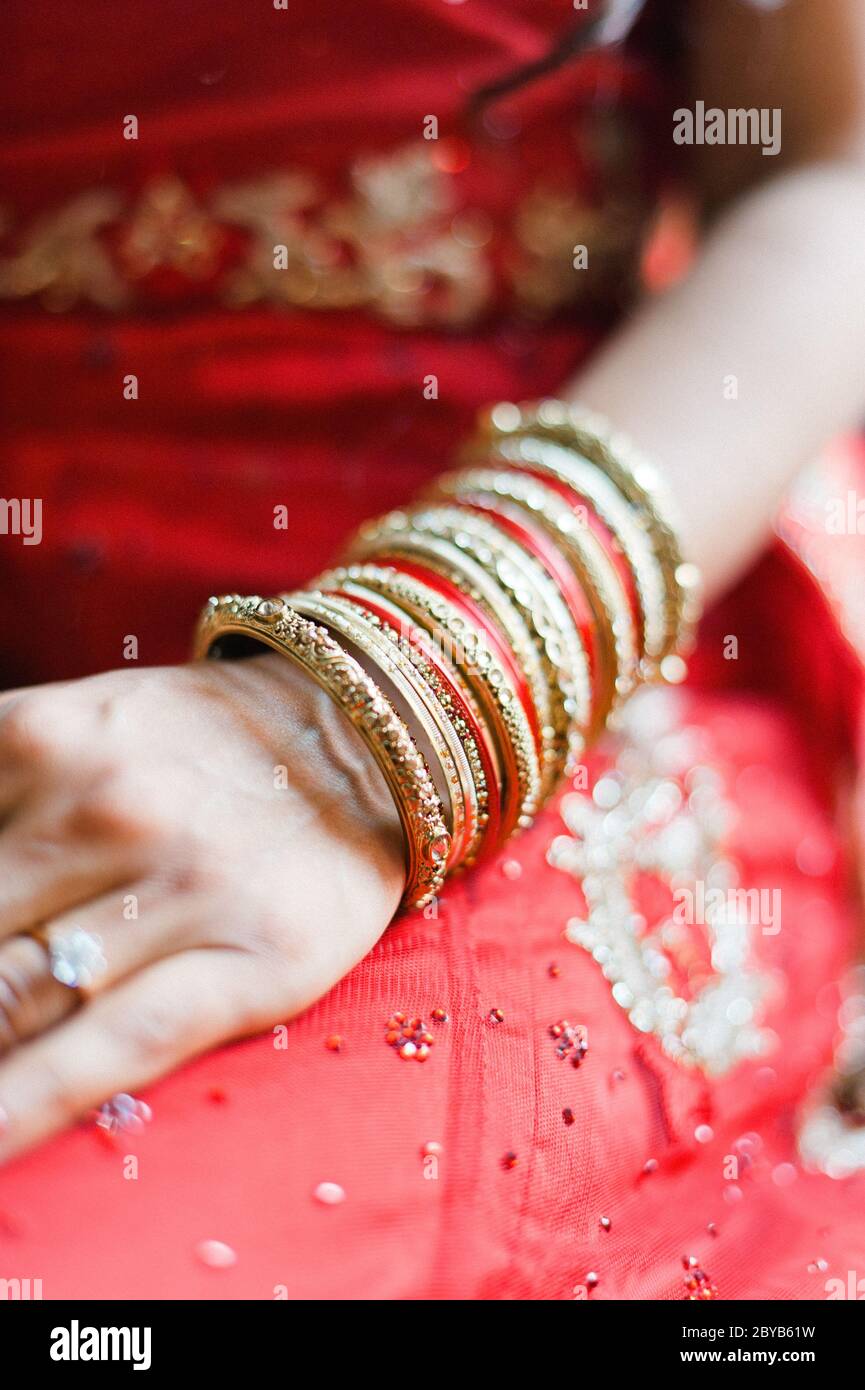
[
  {"xmin": 573, "ymin": 161, "xmax": 865, "ymax": 599},
  {"xmin": 243, "ymin": 165, "xmax": 865, "ymax": 899},
  {"xmin": 240, "ymin": 166, "xmax": 865, "ymax": 887}
]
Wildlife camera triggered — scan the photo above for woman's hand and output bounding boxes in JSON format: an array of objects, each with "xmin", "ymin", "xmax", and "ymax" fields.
[{"xmin": 0, "ymin": 653, "xmax": 405, "ymax": 1162}]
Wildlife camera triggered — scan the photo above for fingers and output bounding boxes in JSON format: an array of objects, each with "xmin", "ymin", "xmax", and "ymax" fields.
[
  {"xmin": 0, "ymin": 948, "xmax": 273, "ymax": 1164},
  {"xmin": 45, "ymin": 887, "xmax": 202, "ymax": 995},
  {"xmin": 0, "ymin": 888, "xmax": 203, "ymax": 1054},
  {"xmin": 0, "ymin": 690, "xmax": 176, "ymax": 939},
  {"xmin": 0, "ymin": 935, "xmax": 72, "ymax": 1050}
]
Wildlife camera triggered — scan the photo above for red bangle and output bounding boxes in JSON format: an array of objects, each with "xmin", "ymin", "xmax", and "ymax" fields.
[{"xmin": 510, "ymin": 466, "xmax": 643, "ymax": 642}]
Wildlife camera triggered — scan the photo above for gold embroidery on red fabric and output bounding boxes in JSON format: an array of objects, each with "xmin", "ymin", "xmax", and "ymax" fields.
[
  {"xmin": 0, "ymin": 140, "xmax": 648, "ymax": 324},
  {"xmin": 120, "ymin": 177, "xmax": 225, "ymax": 282},
  {"xmin": 0, "ymin": 190, "xmax": 128, "ymax": 312}
]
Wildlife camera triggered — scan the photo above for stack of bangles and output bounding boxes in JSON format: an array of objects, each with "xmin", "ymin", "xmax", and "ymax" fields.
[{"xmin": 193, "ymin": 400, "xmax": 703, "ymax": 911}]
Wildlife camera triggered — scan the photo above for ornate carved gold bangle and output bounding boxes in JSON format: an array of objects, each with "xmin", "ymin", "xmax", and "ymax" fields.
[{"xmin": 193, "ymin": 594, "xmax": 450, "ymax": 910}]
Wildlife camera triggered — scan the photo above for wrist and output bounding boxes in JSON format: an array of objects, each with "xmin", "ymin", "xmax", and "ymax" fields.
[{"xmin": 206, "ymin": 648, "xmax": 406, "ymax": 906}]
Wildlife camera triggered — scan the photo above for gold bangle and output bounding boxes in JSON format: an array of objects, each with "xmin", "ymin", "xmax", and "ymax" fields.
[
  {"xmin": 348, "ymin": 511, "xmax": 558, "ymax": 793},
  {"xmin": 466, "ymin": 432, "xmax": 667, "ymax": 672},
  {"xmin": 311, "ymin": 579, "xmax": 488, "ymax": 867},
  {"xmin": 287, "ymin": 590, "xmax": 471, "ymax": 869},
  {"xmin": 319, "ymin": 562, "xmax": 541, "ymax": 840},
  {"xmin": 194, "ymin": 594, "xmax": 450, "ymax": 911},
  {"xmin": 409, "ymin": 501, "xmax": 593, "ymax": 765},
  {"xmin": 475, "ymin": 400, "xmax": 703, "ymax": 676},
  {"xmin": 435, "ymin": 466, "xmax": 639, "ymax": 732},
  {"xmin": 356, "ymin": 503, "xmax": 590, "ymax": 795},
  {"xmin": 317, "ymin": 566, "xmax": 494, "ymax": 828}
]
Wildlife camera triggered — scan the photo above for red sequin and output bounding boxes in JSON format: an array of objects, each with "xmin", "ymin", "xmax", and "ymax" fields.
[
  {"xmin": 549, "ymin": 1020, "xmax": 588, "ymax": 1067},
  {"xmin": 682, "ymin": 1256, "xmax": 719, "ymax": 1300},
  {"xmin": 385, "ymin": 1014, "xmax": 437, "ymax": 1062}
]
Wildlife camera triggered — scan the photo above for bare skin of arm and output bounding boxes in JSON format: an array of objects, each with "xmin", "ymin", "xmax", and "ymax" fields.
[
  {"xmin": 0, "ymin": 0, "xmax": 863, "ymax": 1162},
  {"xmin": 577, "ymin": 0, "xmax": 865, "ymax": 597}
]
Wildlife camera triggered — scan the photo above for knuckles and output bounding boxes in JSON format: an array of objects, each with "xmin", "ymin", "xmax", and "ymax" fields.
[
  {"xmin": 0, "ymin": 692, "xmax": 111, "ymax": 771},
  {"xmin": 0, "ymin": 696, "xmax": 67, "ymax": 765},
  {"xmin": 62, "ymin": 776, "xmax": 169, "ymax": 847}
]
